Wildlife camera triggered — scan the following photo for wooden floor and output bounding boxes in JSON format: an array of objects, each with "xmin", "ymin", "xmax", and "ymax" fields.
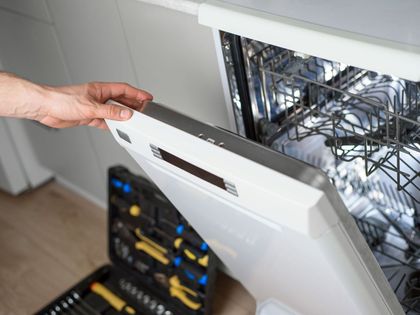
[{"xmin": 0, "ymin": 182, "xmax": 255, "ymax": 315}]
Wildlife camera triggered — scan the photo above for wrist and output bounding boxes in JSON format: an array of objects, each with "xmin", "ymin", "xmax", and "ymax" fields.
[
  {"xmin": 0, "ymin": 72, "xmax": 49, "ymax": 119},
  {"xmin": 31, "ymin": 84, "xmax": 56, "ymax": 118}
]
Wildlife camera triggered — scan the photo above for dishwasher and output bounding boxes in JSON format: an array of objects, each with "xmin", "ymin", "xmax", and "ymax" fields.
[
  {"xmin": 107, "ymin": 1, "xmax": 420, "ymax": 314},
  {"xmin": 219, "ymin": 32, "xmax": 420, "ymax": 314},
  {"xmin": 214, "ymin": 2, "xmax": 420, "ymax": 313}
]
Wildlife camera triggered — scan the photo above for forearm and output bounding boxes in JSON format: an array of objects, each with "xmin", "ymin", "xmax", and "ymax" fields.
[{"xmin": 0, "ymin": 72, "xmax": 47, "ymax": 119}]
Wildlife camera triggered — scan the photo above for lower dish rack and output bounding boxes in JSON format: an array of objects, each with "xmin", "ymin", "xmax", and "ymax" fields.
[{"xmin": 355, "ymin": 214, "xmax": 420, "ymax": 314}]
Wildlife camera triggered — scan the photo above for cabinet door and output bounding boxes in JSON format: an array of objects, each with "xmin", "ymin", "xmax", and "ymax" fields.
[
  {"xmin": 0, "ymin": 8, "xmax": 68, "ymax": 85},
  {"xmin": 116, "ymin": 0, "xmax": 230, "ymax": 128},
  {"xmin": 0, "ymin": 0, "xmax": 51, "ymax": 22},
  {"xmin": 0, "ymin": 119, "xmax": 28, "ymax": 195},
  {"xmin": 46, "ymin": 0, "xmax": 145, "ymax": 198}
]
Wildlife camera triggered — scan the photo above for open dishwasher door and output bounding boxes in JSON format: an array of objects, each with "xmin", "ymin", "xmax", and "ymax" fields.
[{"xmin": 106, "ymin": 102, "xmax": 404, "ymax": 315}]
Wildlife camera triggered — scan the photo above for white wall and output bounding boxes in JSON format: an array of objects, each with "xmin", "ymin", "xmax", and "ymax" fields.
[{"xmin": 0, "ymin": 0, "xmax": 229, "ymax": 205}]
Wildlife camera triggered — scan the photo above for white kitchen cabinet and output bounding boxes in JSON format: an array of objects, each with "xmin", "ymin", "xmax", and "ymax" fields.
[
  {"xmin": 44, "ymin": 0, "xmax": 230, "ymax": 195},
  {"xmin": 0, "ymin": 8, "xmax": 68, "ymax": 85},
  {"xmin": 0, "ymin": 117, "xmax": 53, "ymax": 193},
  {"xmin": 23, "ymin": 123, "xmax": 107, "ymax": 203},
  {"xmin": 0, "ymin": 7, "xmax": 105, "ymax": 202},
  {"xmin": 0, "ymin": 118, "xmax": 29, "ymax": 195},
  {"xmin": 0, "ymin": 0, "xmax": 51, "ymax": 23},
  {"xmin": 117, "ymin": 0, "xmax": 230, "ymax": 128},
  {"xmin": 46, "ymin": 0, "xmax": 138, "ymax": 85},
  {"xmin": 46, "ymin": 0, "xmax": 146, "ymax": 184}
]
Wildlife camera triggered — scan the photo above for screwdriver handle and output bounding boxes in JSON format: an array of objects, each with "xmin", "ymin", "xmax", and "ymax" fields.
[
  {"xmin": 90, "ymin": 282, "xmax": 136, "ymax": 314},
  {"xmin": 135, "ymin": 241, "xmax": 170, "ymax": 265}
]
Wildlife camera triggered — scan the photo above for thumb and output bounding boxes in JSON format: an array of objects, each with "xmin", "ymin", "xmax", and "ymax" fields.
[{"xmin": 94, "ymin": 103, "xmax": 133, "ymax": 121}]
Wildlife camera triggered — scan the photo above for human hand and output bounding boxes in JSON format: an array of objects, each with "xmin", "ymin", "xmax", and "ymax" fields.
[
  {"xmin": 37, "ymin": 82, "xmax": 153, "ymax": 129},
  {"xmin": 0, "ymin": 72, "xmax": 153, "ymax": 129}
]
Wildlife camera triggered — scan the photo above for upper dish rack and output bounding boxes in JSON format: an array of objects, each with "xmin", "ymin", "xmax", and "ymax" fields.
[{"xmin": 239, "ymin": 38, "xmax": 420, "ymax": 203}]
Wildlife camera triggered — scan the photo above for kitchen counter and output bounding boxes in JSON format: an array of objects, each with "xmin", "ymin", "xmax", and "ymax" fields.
[
  {"xmin": 221, "ymin": 0, "xmax": 420, "ymax": 48},
  {"xmin": 137, "ymin": 0, "xmax": 420, "ymax": 48},
  {"xmin": 135, "ymin": 0, "xmax": 203, "ymax": 15}
]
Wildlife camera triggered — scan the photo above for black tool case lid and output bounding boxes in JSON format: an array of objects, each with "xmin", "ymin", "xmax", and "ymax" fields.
[{"xmin": 108, "ymin": 166, "xmax": 217, "ymax": 315}]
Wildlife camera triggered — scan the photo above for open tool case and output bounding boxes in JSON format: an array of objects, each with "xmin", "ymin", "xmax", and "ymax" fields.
[{"xmin": 36, "ymin": 166, "xmax": 217, "ymax": 315}]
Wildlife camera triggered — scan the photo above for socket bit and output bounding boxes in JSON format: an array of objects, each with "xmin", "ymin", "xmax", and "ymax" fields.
[
  {"xmin": 130, "ymin": 286, "xmax": 138, "ymax": 296},
  {"xmin": 149, "ymin": 299, "xmax": 157, "ymax": 310},
  {"xmin": 143, "ymin": 294, "xmax": 150, "ymax": 305},
  {"xmin": 156, "ymin": 305, "xmax": 165, "ymax": 315},
  {"xmin": 136, "ymin": 290, "xmax": 144, "ymax": 301}
]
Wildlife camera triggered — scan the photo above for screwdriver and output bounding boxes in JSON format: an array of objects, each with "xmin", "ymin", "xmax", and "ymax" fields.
[
  {"xmin": 90, "ymin": 282, "xmax": 136, "ymax": 314},
  {"xmin": 71, "ymin": 291, "xmax": 101, "ymax": 315}
]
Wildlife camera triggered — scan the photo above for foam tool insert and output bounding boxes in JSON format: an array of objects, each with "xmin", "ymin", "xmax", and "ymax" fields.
[{"xmin": 36, "ymin": 166, "xmax": 218, "ymax": 315}]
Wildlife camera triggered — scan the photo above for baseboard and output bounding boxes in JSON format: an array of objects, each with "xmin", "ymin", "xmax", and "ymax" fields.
[{"xmin": 56, "ymin": 175, "xmax": 107, "ymax": 210}]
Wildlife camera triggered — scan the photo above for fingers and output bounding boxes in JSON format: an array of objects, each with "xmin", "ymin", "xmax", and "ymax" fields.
[
  {"xmin": 87, "ymin": 118, "xmax": 109, "ymax": 130},
  {"xmin": 38, "ymin": 116, "xmax": 109, "ymax": 130},
  {"xmin": 90, "ymin": 82, "xmax": 153, "ymax": 108},
  {"xmin": 97, "ymin": 121, "xmax": 109, "ymax": 130},
  {"xmin": 35, "ymin": 81, "xmax": 149, "ymax": 130},
  {"xmin": 93, "ymin": 103, "xmax": 133, "ymax": 121}
]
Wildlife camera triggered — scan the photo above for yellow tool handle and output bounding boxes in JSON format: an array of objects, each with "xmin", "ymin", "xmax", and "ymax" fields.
[
  {"xmin": 169, "ymin": 287, "xmax": 202, "ymax": 311},
  {"xmin": 169, "ymin": 276, "xmax": 202, "ymax": 310},
  {"xmin": 175, "ymin": 238, "xmax": 197, "ymax": 261},
  {"xmin": 175, "ymin": 238, "xmax": 207, "ymax": 265},
  {"xmin": 174, "ymin": 238, "xmax": 183, "ymax": 249},
  {"xmin": 169, "ymin": 276, "xmax": 197, "ymax": 296},
  {"xmin": 90, "ymin": 282, "xmax": 136, "ymax": 314},
  {"xmin": 198, "ymin": 254, "xmax": 209, "ymax": 267},
  {"xmin": 135, "ymin": 241, "xmax": 170, "ymax": 265},
  {"xmin": 184, "ymin": 249, "xmax": 196, "ymax": 261},
  {"xmin": 135, "ymin": 228, "xmax": 168, "ymax": 254}
]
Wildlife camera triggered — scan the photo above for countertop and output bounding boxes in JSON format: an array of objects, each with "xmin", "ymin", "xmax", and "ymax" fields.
[
  {"xmin": 222, "ymin": 0, "xmax": 420, "ymax": 48},
  {"xmin": 136, "ymin": 0, "xmax": 203, "ymax": 15},
  {"xmin": 139, "ymin": 0, "xmax": 420, "ymax": 48}
]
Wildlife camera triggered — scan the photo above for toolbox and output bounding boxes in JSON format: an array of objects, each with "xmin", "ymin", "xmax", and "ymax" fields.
[{"xmin": 36, "ymin": 166, "xmax": 217, "ymax": 315}]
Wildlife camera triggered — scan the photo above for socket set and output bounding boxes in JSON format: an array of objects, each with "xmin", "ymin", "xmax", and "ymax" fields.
[
  {"xmin": 118, "ymin": 278, "xmax": 172, "ymax": 315},
  {"xmin": 36, "ymin": 166, "xmax": 217, "ymax": 315}
]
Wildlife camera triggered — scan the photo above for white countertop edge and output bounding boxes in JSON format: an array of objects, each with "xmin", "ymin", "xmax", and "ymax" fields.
[{"xmin": 135, "ymin": 0, "xmax": 201, "ymax": 15}]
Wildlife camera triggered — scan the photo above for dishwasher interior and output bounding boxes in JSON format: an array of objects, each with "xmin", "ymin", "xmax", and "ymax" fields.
[{"xmin": 221, "ymin": 32, "xmax": 420, "ymax": 314}]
